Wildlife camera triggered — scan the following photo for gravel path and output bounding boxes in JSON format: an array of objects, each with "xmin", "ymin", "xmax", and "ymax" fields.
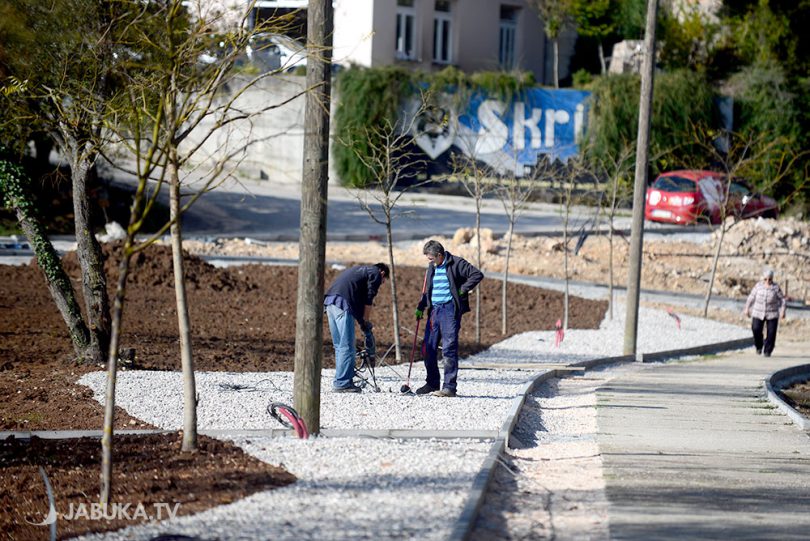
[
  {"xmin": 75, "ymin": 303, "xmax": 749, "ymax": 540},
  {"xmin": 471, "ymin": 364, "xmax": 643, "ymax": 541}
]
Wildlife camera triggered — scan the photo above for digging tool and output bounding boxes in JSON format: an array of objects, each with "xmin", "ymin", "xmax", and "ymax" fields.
[{"xmin": 401, "ymin": 266, "xmax": 429, "ymax": 394}]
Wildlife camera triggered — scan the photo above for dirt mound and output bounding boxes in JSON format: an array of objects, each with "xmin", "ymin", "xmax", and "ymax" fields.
[
  {"xmin": 715, "ymin": 216, "xmax": 810, "ymax": 256},
  {"xmin": 60, "ymin": 242, "xmax": 256, "ymax": 293}
]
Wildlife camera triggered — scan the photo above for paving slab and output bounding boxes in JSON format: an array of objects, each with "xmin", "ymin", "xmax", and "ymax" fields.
[{"xmin": 598, "ymin": 341, "xmax": 810, "ymax": 540}]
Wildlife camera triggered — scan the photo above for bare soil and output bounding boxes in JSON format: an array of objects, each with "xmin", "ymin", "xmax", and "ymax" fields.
[
  {"xmin": 1, "ymin": 241, "xmax": 605, "ymax": 538},
  {"xmin": 1, "ymin": 433, "xmax": 295, "ymax": 540},
  {"xmin": 1, "ymin": 242, "xmax": 606, "ymax": 431}
]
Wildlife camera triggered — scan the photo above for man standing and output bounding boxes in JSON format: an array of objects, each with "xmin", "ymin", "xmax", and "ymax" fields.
[
  {"xmin": 324, "ymin": 263, "xmax": 389, "ymax": 392},
  {"xmin": 415, "ymin": 240, "xmax": 483, "ymax": 397}
]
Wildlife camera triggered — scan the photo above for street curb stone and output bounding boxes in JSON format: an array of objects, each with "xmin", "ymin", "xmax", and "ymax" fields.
[{"xmin": 765, "ymin": 363, "xmax": 810, "ymax": 430}]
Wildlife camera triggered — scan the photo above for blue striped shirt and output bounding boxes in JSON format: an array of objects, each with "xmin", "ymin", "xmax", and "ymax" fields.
[{"xmin": 431, "ymin": 261, "xmax": 453, "ymax": 305}]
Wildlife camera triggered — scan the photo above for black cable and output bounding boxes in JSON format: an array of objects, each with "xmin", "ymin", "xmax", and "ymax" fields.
[{"xmin": 218, "ymin": 378, "xmax": 280, "ymax": 392}]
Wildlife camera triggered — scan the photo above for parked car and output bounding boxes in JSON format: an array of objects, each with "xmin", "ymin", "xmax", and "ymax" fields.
[
  {"xmin": 645, "ymin": 170, "xmax": 778, "ymax": 225},
  {"xmin": 645, "ymin": 170, "xmax": 724, "ymax": 224},
  {"xmin": 246, "ymin": 33, "xmax": 307, "ymax": 72},
  {"xmin": 727, "ymin": 179, "xmax": 779, "ymax": 219}
]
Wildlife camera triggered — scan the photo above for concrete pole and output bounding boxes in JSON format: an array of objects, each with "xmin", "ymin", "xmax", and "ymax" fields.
[
  {"xmin": 293, "ymin": 0, "xmax": 333, "ymax": 434},
  {"xmin": 623, "ymin": 0, "xmax": 659, "ymax": 356}
]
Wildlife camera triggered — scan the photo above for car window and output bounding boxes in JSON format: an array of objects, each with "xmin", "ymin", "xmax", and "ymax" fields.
[
  {"xmin": 652, "ymin": 175, "xmax": 697, "ymax": 192},
  {"xmin": 729, "ymin": 182, "xmax": 750, "ymax": 196}
]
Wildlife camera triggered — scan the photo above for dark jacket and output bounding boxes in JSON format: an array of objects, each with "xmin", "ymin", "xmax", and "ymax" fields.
[
  {"xmin": 324, "ymin": 265, "xmax": 384, "ymax": 326},
  {"xmin": 417, "ymin": 252, "xmax": 483, "ymax": 315}
]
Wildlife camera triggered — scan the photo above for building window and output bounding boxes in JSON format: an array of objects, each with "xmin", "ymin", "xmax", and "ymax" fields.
[
  {"xmin": 499, "ymin": 6, "xmax": 519, "ymax": 69},
  {"xmin": 396, "ymin": 0, "xmax": 417, "ymax": 61},
  {"xmin": 433, "ymin": 1, "xmax": 452, "ymax": 64}
]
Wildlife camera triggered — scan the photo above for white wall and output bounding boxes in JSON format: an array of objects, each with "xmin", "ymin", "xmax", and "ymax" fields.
[
  {"xmin": 181, "ymin": 75, "xmax": 342, "ymax": 185},
  {"xmin": 334, "ymin": 0, "xmax": 553, "ymax": 84},
  {"xmin": 334, "ymin": 0, "xmax": 376, "ymax": 66}
]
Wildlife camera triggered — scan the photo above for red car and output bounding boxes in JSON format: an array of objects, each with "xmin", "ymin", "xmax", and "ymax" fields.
[
  {"xmin": 727, "ymin": 178, "xmax": 779, "ymax": 220},
  {"xmin": 645, "ymin": 170, "xmax": 778, "ymax": 225}
]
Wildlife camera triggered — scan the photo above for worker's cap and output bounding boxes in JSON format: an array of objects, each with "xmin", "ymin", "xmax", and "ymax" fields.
[{"xmin": 762, "ymin": 268, "xmax": 774, "ymax": 279}]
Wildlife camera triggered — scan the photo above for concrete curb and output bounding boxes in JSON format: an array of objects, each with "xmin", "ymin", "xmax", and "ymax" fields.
[
  {"xmin": 0, "ymin": 428, "xmax": 499, "ymax": 441},
  {"xmin": 448, "ymin": 368, "xmax": 575, "ymax": 541},
  {"xmin": 569, "ymin": 337, "xmax": 754, "ymax": 370},
  {"xmin": 450, "ymin": 336, "xmax": 755, "ymax": 541},
  {"xmin": 764, "ymin": 364, "xmax": 810, "ymax": 431}
]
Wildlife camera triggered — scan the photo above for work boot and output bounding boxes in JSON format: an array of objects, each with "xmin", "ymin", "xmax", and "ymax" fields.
[
  {"xmin": 415, "ymin": 383, "xmax": 438, "ymax": 395},
  {"xmin": 332, "ymin": 384, "xmax": 362, "ymax": 393},
  {"xmin": 430, "ymin": 388, "xmax": 456, "ymax": 398}
]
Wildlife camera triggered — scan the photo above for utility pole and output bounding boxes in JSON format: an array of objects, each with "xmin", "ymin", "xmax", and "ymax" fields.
[
  {"xmin": 623, "ymin": 0, "xmax": 659, "ymax": 356},
  {"xmin": 293, "ymin": 0, "xmax": 333, "ymax": 433}
]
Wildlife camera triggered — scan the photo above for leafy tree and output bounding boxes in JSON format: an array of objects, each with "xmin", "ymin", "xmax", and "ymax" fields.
[
  {"xmin": 525, "ymin": 0, "xmax": 576, "ymax": 88},
  {"xmin": 724, "ymin": 0, "xmax": 797, "ymax": 68},
  {"xmin": 726, "ymin": 64, "xmax": 804, "ymax": 200},
  {"xmin": 0, "ymin": 0, "xmax": 134, "ymax": 364},
  {"xmin": 658, "ymin": 2, "xmax": 720, "ymax": 73},
  {"xmin": 615, "ymin": 0, "xmax": 648, "ymax": 39},
  {"xmin": 571, "ymin": 0, "xmax": 616, "ymax": 74},
  {"xmin": 334, "ymin": 66, "xmax": 414, "ymax": 187}
]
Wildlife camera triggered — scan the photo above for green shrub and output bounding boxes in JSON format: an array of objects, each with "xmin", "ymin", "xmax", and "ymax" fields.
[
  {"xmin": 727, "ymin": 63, "xmax": 805, "ymax": 200},
  {"xmin": 585, "ymin": 69, "xmax": 715, "ymax": 174}
]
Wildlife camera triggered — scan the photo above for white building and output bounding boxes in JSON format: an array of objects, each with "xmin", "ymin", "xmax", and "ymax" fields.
[{"xmin": 255, "ymin": 0, "xmax": 576, "ymax": 85}]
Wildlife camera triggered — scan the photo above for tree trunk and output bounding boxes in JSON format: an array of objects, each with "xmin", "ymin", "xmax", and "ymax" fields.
[
  {"xmin": 169, "ymin": 156, "xmax": 197, "ymax": 451},
  {"xmin": 608, "ymin": 175, "xmax": 620, "ymax": 321},
  {"xmin": 3, "ymin": 164, "xmax": 92, "ymax": 359},
  {"xmin": 703, "ymin": 224, "xmax": 726, "ymax": 317},
  {"xmin": 68, "ymin": 144, "xmax": 111, "ymax": 364},
  {"xmin": 293, "ymin": 0, "xmax": 333, "ymax": 435},
  {"xmin": 598, "ymin": 42, "xmax": 606, "ymax": 74},
  {"xmin": 474, "ymin": 195, "xmax": 482, "ymax": 344},
  {"xmin": 501, "ymin": 221, "xmax": 514, "ymax": 335},
  {"xmin": 386, "ymin": 221, "xmax": 402, "ymax": 361},
  {"xmin": 100, "ymin": 243, "xmax": 133, "ymax": 505},
  {"xmin": 553, "ymin": 39, "xmax": 560, "ymax": 89},
  {"xmin": 563, "ymin": 206, "xmax": 570, "ymax": 330},
  {"xmin": 608, "ymin": 219, "xmax": 615, "ymax": 321}
]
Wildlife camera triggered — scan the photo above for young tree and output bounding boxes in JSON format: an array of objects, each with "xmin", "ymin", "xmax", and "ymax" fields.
[
  {"xmin": 593, "ymin": 144, "xmax": 634, "ymax": 320},
  {"xmin": 696, "ymin": 129, "xmax": 807, "ymax": 317},
  {"xmin": 451, "ymin": 147, "xmax": 495, "ymax": 345},
  {"xmin": 0, "ymin": 151, "xmax": 93, "ymax": 352},
  {"xmin": 555, "ymin": 157, "xmax": 590, "ymax": 330},
  {"xmin": 494, "ymin": 161, "xmax": 540, "ymax": 335},
  {"xmin": 100, "ymin": 0, "xmax": 304, "ymax": 500},
  {"xmin": 526, "ymin": 0, "xmax": 576, "ymax": 87},
  {"xmin": 342, "ymin": 99, "xmax": 431, "ymax": 361}
]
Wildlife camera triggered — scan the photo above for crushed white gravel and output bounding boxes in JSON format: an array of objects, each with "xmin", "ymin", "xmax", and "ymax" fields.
[{"xmin": 74, "ymin": 301, "xmax": 749, "ymax": 540}]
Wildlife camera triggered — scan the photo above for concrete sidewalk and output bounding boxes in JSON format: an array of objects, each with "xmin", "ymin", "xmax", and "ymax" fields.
[{"xmin": 597, "ymin": 341, "xmax": 810, "ymax": 540}]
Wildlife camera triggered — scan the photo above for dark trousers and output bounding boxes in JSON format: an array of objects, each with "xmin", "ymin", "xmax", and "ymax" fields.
[
  {"xmin": 423, "ymin": 302, "xmax": 461, "ymax": 391},
  {"xmin": 752, "ymin": 317, "xmax": 779, "ymax": 355}
]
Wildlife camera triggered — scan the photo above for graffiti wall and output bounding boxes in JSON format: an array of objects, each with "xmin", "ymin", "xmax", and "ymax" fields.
[{"xmin": 407, "ymin": 87, "xmax": 591, "ymax": 177}]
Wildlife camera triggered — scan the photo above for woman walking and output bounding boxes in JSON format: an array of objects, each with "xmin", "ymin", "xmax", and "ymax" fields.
[{"xmin": 743, "ymin": 268, "xmax": 787, "ymax": 357}]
